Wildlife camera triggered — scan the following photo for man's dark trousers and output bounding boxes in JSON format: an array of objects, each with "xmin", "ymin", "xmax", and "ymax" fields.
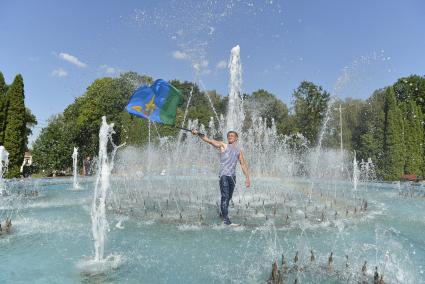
[{"xmin": 219, "ymin": 175, "xmax": 236, "ymax": 224}]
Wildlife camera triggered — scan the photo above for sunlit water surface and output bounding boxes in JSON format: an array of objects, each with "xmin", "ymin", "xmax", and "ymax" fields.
[{"xmin": 0, "ymin": 177, "xmax": 424, "ymax": 284}]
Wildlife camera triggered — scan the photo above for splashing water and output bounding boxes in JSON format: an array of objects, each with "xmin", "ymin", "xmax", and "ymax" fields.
[
  {"xmin": 92, "ymin": 117, "xmax": 116, "ymax": 261},
  {"xmin": 353, "ymin": 153, "xmax": 360, "ymax": 203},
  {"xmin": 310, "ymin": 50, "xmax": 392, "ymax": 180},
  {"xmin": 0, "ymin": 146, "xmax": 9, "ymax": 193},
  {"xmin": 72, "ymin": 147, "xmax": 80, "ymax": 189},
  {"xmin": 225, "ymin": 45, "xmax": 244, "ymax": 136},
  {"xmin": 360, "ymin": 157, "xmax": 377, "ymax": 183},
  {"xmin": 78, "ymin": 116, "xmax": 124, "ymax": 274},
  {"xmin": 1, "ymin": 43, "xmax": 423, "ymax": 283},
  {"xmin": 133, "ymin": 1, "xmax": 283, "ymax": 77}
]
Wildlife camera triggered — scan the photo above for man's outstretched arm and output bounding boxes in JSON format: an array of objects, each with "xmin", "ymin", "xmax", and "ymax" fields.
[
  {"xmin": 191, "ymin": 129, "xmax": 225, "ymax": 149},
  {"xmin": 239, "ymin": 151, "xmax": 250, "ymax": 188}
]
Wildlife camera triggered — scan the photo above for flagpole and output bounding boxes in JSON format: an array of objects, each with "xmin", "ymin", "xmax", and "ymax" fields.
[
  {"xmin": 148, "ymin": 119, "xmax": 151, "ymax": 173},
  {"xmin": 174, "ymin": 126, "xmax": 205, "ymax": 137}
]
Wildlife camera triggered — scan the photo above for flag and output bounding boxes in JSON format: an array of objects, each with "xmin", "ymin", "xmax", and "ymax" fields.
[{"xmin": 126, "ymin": 79, "xmax": 182, "ymax": 125}]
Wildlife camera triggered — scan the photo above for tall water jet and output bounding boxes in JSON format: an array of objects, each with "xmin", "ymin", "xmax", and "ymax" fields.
[
  {"xmin": 225, "ymin": 45, "xmax": 244, "ymax": 135},
  {"xmin": 92, "ymin": 117, "xmax": 115, "ymax": 261},
  {"xmin": 0, "ymin": 146, "xmax": 9, "ymax": 194},
  {"xmin": 337, "ymin": 104, "xmax": 344, "ymax": 174},
  {"xmin": 353, "ymin": 153, "xmax": 360, "ymax": 200},
  {"xmin": 72, "ymin": 147, "xmax": 80, "ymax": 189},
  {"xmin": 80, "ymin": 116, "xmax": 123, "ymax": 273}
]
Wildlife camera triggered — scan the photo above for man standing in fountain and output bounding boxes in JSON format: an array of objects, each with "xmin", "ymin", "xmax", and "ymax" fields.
[{"xmin": 192, "ymin": 129, "xmax": 250, "ymax": 225}]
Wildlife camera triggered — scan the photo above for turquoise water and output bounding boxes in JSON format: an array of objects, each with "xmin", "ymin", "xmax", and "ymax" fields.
[{"xmin": 0, "ymin": 177, "xmax": 424, "ymax": 283}]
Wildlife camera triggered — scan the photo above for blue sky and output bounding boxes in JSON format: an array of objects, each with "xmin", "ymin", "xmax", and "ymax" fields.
[{"xmin": 1, "ymin": 0, "xmax": 424, "ymax": 143}]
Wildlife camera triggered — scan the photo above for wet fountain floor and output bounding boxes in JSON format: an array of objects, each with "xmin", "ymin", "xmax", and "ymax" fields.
[{"xmin": 0, "ymin": 176, "xmax": 424, "ymax": 283}]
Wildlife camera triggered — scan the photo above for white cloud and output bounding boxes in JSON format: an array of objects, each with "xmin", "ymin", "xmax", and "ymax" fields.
[
  {"xmin": 99, "ymin": 64, "xmax": 118, "ymax": 75},
  {"xmin": 51, "ymin": 68, "xmax": 68, "ymax": 77},
  {"xmin": 58, "ymin": 52, "xmax": 87, "ymax": 68},
  {"xmin": 216, "ymin": 60, "xmax": 227, "ymax": 69},
  {"xmin": 172, "ymin": 50, "xmax": 188, "ymax": 60}
]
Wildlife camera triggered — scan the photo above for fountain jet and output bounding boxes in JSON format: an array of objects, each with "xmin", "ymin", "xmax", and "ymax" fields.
[
  {"xmin": 72, "ymin": 147, "xmax": 80, "ymax": 189},
  {"xmin": 225, "ymin": 45, "xmax": 244, "ymax": 136},
  {"xmin": 0, "ymin": 146, "xmax": 9, "ymax": 194}
]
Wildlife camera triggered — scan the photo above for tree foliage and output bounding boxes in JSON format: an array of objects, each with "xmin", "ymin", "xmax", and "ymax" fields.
[
  {"xmin": 356, "ymin": 90, "xmax": 386, "ymax": 172},
  {"xmin": 401, "ymin": 100, "xmax": 424, "ymax": 175},
  {"xmin": 0, "ymin": 71, "xmax": 8, "ymax": 144},
  {"xmin": 244, "ymin": 89, "xmax": 290, "ymax": 135},
  {"xmin": 31, "ymin": 71, "xmax": 425, "ymax": 181},
  {"xmin": 292, "ymin": 81, "xmax": 330, "ymax": 145},
  {"xmin": 382, "ymin": 87, "xmax": 405, "ymax": 180},
  {"xmin": 3, "ymin": 75, "xmax": 27, "ymax": 177},
  {"xmin": 394, "ymin": 75, "xmax": 425, "ymax": 113},
  {"xmin": 32, "ymin": 115, "xmax": 72, "ymax": 174},
  {"xmin": 322, "ymin": 98, "xmax": 366, "ymax": 150}
]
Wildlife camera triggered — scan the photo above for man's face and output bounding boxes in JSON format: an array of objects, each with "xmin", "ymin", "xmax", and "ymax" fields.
[{"xmin": 227, "ymin": 133, "xmax": 238, "ymax": 144}]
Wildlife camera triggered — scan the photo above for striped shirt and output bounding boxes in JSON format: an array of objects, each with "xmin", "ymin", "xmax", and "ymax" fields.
[{"xmin": 219, "ymin": 144, "xmax": 240, "ymax": 177}]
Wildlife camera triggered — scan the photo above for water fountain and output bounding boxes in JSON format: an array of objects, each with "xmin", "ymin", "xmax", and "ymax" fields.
[
  {"xmin": 353, "ymin": 153, "xmax": 359, "ymax": 193},
  {"xmin": 225, "ymin": 45, "xmax": 244, "ymax": 136},
  {"xmin": 71, "ymin": 147, "xmax": 80, "ymax": 189},
  {"xmin": 78, "ymin": 116, "xmax": 123, "ymax": 274},
  {"xmin": 1, "ymin": 45, "xmax": 423, "ymax": 283},
  {"xmin": 0, "ymin": 146, "xmax": 9, "ymax": 195}
]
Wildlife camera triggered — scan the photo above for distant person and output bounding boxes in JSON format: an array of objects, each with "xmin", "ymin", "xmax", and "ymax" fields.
[
  {"xmin": 22, "ymin": 160, "xmax": 31, "ymax": 178},
  {"xmin": 192, "ymin": 129, "xmax": 250, "ymax": 225}
]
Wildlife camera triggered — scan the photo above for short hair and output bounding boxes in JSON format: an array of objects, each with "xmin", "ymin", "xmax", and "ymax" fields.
[{"xmin": 227, "ymin": 131, "xmax": 239, "ymax": 138}]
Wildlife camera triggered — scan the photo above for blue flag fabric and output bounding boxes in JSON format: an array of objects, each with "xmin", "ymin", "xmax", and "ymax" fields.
[{"xmin": 126, "ymin": 79, "xmax": 182, "ymax": 125}]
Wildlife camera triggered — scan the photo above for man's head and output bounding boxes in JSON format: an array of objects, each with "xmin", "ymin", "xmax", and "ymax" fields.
[{"xmin": 227, "ymin": 131, "xmax": 238, "ymax": 144}]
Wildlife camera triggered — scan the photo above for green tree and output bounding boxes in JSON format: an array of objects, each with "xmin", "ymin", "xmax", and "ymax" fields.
[
  {"xmin": 3, "ymin": 74, "xmax": 26, "ymax": 177},
  {"xmin": 401, "ymin": 100, "xmax": 424, "ymax": 175},
  {"xmin": 33, "ymin": 72, "xmax": 158, "ymax": 172},
  {"xmin": 169, "ymin": 80, "xmax": 222, "ymax": 128},
  {"xmin": 32, "ymin": 114, "xmax": 73, "ymax": 175},
  {"xmin": 393, "ymin": 75, "xmax": 425, "ymax": 176},
  {"xmin": 356, "ymin": 90, "xmax": 386, "ymax": 176},
  {"xmin": 393, "ymin": 75, "xmax": 425, "ymax": 113},
  {"xmin": 63, "ymin": 73, "xmax": 146, "ymax": 159},
  {"xmin": 382, "ymin": 87, "xmax": 404, "ymax": 180},
  {"xmin": 244, "ymin": 89, "xmax": 290, "ymax": 135},
  {"xmin": 292, "ymin": 81, "xmax": 330, "ymax": 145},
  {"xmin": 323, "ymin": 98, "xmax": 366, "ymax": 150},
  {"xmin": 0, "ymin": 71, "xmax": 8, "ymax": 144}
]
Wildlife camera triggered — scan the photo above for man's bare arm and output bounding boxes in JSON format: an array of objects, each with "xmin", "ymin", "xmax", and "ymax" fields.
[
  {"xmin": 239, "ymin": 151, "xmax": 251, "ymax": 188},
  {"xmin": 191, "ymin": 129, "xmax": 224, "ymax": 149}
]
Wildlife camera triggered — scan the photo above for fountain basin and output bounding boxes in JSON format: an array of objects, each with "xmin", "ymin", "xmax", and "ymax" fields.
[{"xmin": 0, "ymin": 176, "xmax": 424, "ymax": 283}]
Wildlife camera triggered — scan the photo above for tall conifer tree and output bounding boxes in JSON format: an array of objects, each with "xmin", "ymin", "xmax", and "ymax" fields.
[
  {"xmin": 0, "ymin": 71, "xmax": 8, "ymax": 144},
  {"xmin": 402, "ymin": 100, "xmax": 424, "ymax": 175},
  {"xmin": 382, "ymin": 87, "xmax": 404, "ymax": 180},
  {"xmin": 4, "ymin": 74, "xmax": 26, "ymax": 177}
]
